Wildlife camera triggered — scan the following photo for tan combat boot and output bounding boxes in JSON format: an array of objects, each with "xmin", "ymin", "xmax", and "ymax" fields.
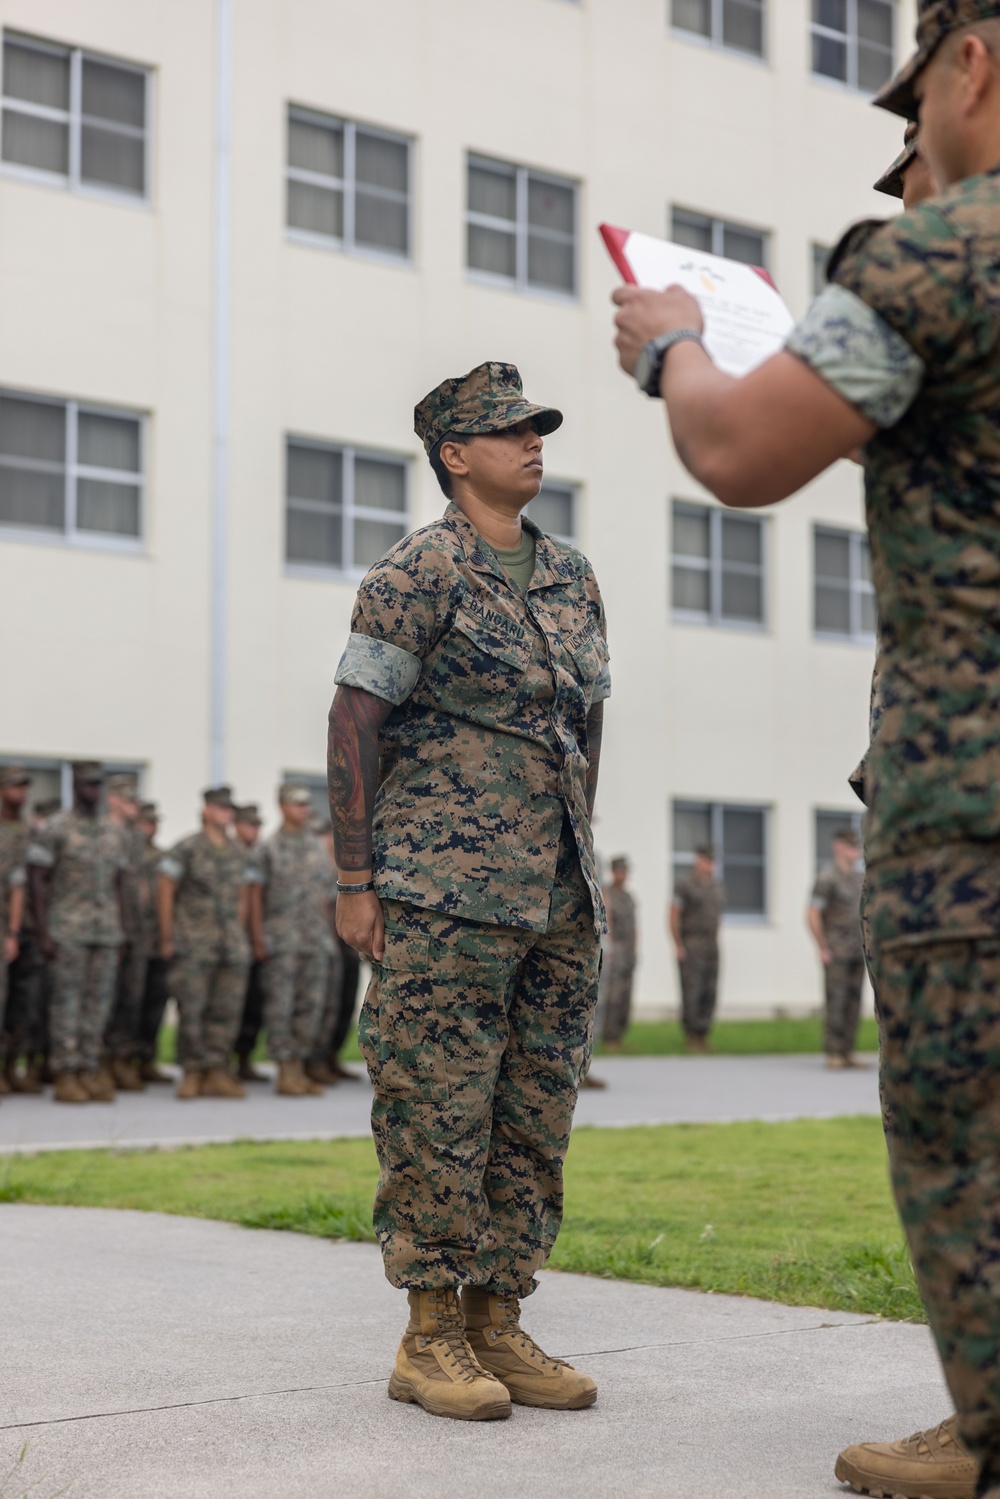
[
  {"xmin": 304, "ymin": 1061, "xmax": 334, "ymax": 1086},
  {"xmin": 176, "ymin": 1069, "xmax": 202, "ymax": 1099},
  {"xmin": 388, "ymin": 1288, "xmax": 511, "ymax": 1422},
  {"xmin": 140, "ymin": 1061, "xmax": 173, "ymax": 1084},
  {"xmin": 201, "ymin": 1067, "xmax": 245, "ymax": 1098},
  {"xmin": 80, "ymin": 1068, "xmax": 115, "ymax": 1102},
  {"xmin": 835, "ymin": 1414, "xmax": 976, "ymax": 1499},
  {"xmin": 276, "ymin": 1060, "xmax": 309, "ymax": 1096},
  {"xmin": 236, "ymin": 1054, "xmax": 269, "ymax": 1083},
  {"xmin": 7, "ymin": 1059, "xmax": 44, "ymax": 1094},
  {"xmin": 111, "ymin": 1058, "xmax": 145, "ymax": 1091},
  {"xmin": 53, "ymin": 1072, "xmax": 90, "ymax": 1104},
  {"xmin": 463, "ymin": 1289, "xmax": 597, "ymax": 1410}
]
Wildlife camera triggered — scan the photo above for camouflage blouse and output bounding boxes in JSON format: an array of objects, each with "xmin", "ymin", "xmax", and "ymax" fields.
[
  {"xmin": 256, "ymin": 827, "xmax": 335, "ymax": 955},
  {"xmin": 335, "ymin": 504, "xmax": 610, "ymax": 933},
  {"xmin": 27, "ymin": 809, "xmax": 127, "ymax": 947}
]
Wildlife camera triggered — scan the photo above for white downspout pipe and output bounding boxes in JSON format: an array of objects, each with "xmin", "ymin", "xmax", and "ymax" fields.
[{"xmin": 210, "ymin": 0, "xmax": 233, "ymax": 784}]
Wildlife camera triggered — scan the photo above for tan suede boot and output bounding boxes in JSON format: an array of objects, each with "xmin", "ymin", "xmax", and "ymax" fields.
[
  {"xmin": 463, "ymin": 1289, "xmax": 597, "ymax": 1410},
  {"xmin": 835, "ymin": 1415, "xmax": 976, "ymax": 1499},
  {"xmin": 53, "ymin": 1072, "xmax": 90, "ymax": 1104},
  {"xmin": 176, "ymin": 1069, "xmax": 202, "ymax": 1099},
  {"xmin": 79, "ymin": 1068, "xmax": 115, "ymax": 1102},
  {"xmin": 276, "ymin": 1060, "xmax": 309, "ymax": 1096},
  {"xmin": 8, "ymin": 1060, "xmax": 44, "ymax": 1094},
  {"xmin": 111, "ymin": 1058, "xmax": 145, "ymax": 1091},
  {"xmin": 201, "ymin": 1067, "xmax": 245, "ymax": 1098},
  {"xmin": 388, "ymin": 1289, "xmax": 511, "ymax": 1422}
]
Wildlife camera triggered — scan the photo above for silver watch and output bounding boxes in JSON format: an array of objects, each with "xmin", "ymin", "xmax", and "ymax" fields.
[{"xmin": 634, "ymin": 329, "xmax": 704, "ymax": 398}]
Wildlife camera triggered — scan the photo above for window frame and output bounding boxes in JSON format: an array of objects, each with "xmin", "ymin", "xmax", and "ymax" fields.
[
  {"xmin": 0, "ymin": 388, "xmax": 145, "ymax": 553},
  {"xmin": 670, "ymin": 205, "xmax": 770, "ymax": 270},
  {"xmin": 669, "ymin": 0, "xmax": 767, "ymax": 61},
  {"xmin": 466, "ymin": 152, "xmax": 579, "ymax": 300},
  {"xmin": 526, "ymin": 479, "xmax": 578, "ymax": 544},
  {"xmin": 284, "ymin": 435, "xmax": 410, "ymax": 582},
  {"xmin": 1, "ymin": 30, "xmax": 151, "ymax": 204},
  {"xmin": 814, "ymin": 807, "xmax": 865, "ymax": 875},
  {"xmin": 813, "ymin": 524, "xmax": 876, "ymax": 644},
  {"xmin": 672, "ymin": 798, "xmax": 769, "ymax": 922},
  {"xmin": 285, "ymin": 104, "xmax": 413, "ymax": 265},
  {"xmin": 809, "ymin": 0, "xmax": 894, "ymax": 94},
  {"xmin": 671, "ymin": 499, "xmax": 768, "ymax": 631}
]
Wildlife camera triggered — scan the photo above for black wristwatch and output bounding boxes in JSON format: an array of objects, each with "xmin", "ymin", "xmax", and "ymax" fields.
[{"xmin": 634, "ymin": 329, "xmax": 704, "ymax": 398}]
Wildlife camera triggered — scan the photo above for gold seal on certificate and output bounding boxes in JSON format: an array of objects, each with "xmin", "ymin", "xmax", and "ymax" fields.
[{"xmin": 600, "ymin": 224, "xmax": 794, "ymax": 378}]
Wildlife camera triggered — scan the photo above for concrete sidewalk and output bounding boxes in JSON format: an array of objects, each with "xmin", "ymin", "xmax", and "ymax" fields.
[
  {"xmin": 0, "ymin": 1204, "xmax": 945, "ymax": 1499},
  {"xmin": 0, "ymin": 1053, "xmax": 881, "ymax": 1154}
]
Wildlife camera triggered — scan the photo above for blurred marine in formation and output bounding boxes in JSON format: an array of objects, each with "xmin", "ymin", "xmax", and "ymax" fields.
[
  {"xmin": 599, "ymin": 856, "xmax": 637, "ymax": 1050},
  {"xmin": 232, "ymin": 802, "xmax": 268, "ymax": 1083},
  {"xmin": 134, "ymin": 801, "xmax": 172, "ymax": 1084},
  {"xmin": 328, "ymin": 362, "xmax": 608, "ymax": 1423},
  {"xmin": 807, "ymin": 826, "xmax": 865, "ymax": 1070},
  {"xmin": 103, "ymin": 771, "xmax": 146, "ymax": 1091},
  {"xmin": 0, "ymin": 766, "xmax": 27, "ymax": 1095},
  {"xmin": 670, "ymin": 846, "xmax": 725, "ymax": 1052}
]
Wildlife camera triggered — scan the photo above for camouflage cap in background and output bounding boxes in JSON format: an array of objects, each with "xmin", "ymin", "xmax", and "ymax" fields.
[
  {"xmin": 610, "ymin": 855, "xmax": 630, "ymax": 871},
  {"xmin": 875, "ymin": 0, "xmax": 1000, "ymax": 119},
  {"xmin": 34, "ymin": 797, "xmax": 62, "ymax": 818},
  {"xmin": 414, "ymin": 361, "xmax": 563, "ymax": 456},
  {"xmin": 138, "ymin": 801, "xmax": 159, "ymax": 821},
  {"xmin": 278, "ymin": 782, "xmax": 313, "ymax": 806},
  {"xmin": 106, "ymin": 772, "xmax": 139, "ymax": 798},
  {"xmin": 873, "ymin": 121, "xmax": 921, "ymax": 196},
  {"xmin": 233, "ymin": 801, "xmax": 261, "ymax": 824},
  {"xmin": 71, "ymin": 760, "xmax": 104, "ymax": 782},
  {"xmin": 203, "ymin": 785, "xmax": 235, "ymax": 809},
  {"xmin": 833, "ymin": 826, "xmax": 862, "ymax": 846},
  {"xmin": 0, "ymin": 765, "xmax": 30, "ymax": 788}
]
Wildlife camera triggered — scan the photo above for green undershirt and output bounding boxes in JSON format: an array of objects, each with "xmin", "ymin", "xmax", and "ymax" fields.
[{"xmin": 483, "ymin": 528, "xmax": 536, "ymax": 596}]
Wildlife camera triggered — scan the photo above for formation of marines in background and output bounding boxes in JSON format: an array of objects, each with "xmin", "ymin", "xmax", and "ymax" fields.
[{"xmin": 0, "ymin": 763, "xmax": 360, "ymax": 1103}]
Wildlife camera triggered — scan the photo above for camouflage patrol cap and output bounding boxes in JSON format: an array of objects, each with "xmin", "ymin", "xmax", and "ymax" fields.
[
  {"xmin": 34, "ymin": 797, "xmax": 62, "ymax": 818},
  {"xmin": 106, "ymin": 772, "xmax": 139, "ymax": 799},
  {"xmin": 278, "ymin": 782, "xmax": 313, "ymax": 806},
  {"xmin": 610, "ymin": 855, "xmax": 630, "ymax": 871},
  {"xmin": 233, "ymin": 801, "xmax": 261, "ymax": 825},
  {"xmin": 875, "ymin": 0, "xmax": 1000, "ymax": 120},
  {"xmin": 873, "ymin": 121, "xmax": 921, "ymax": 196},
  {"xmin": 138, "ymin": 801, "xmax": 159, "ymax": 821},
  {"xmin": 414, "ymin": 362, "xmax": 563, "ymax": 456},
  {"xmin": 203, "ymin": 785, "xmax": 234, "ymax": 809},
  {"xmin": 0, "ymin": 765, "xmax": 30, "ymax": 788},
  {"xmin": 833, "ymin": 825, "xmax": 861, "ymax": 846},
  {"xmin": 71, "ymin": 760, "xmax": 103, "ymax": 783}
]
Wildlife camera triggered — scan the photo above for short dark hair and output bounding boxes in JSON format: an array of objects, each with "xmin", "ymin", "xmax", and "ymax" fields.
[{"xmin": 429, "ymin": 431, "xmax": 472, "ymax": 499}]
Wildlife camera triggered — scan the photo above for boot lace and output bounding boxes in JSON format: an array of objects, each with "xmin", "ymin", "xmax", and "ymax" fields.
[
  {"xmin": 419, "ymin": 1290, "xmax": 493, "ymax": 1384},
  {"xmin": 492, "ymin": 1296, "xmax": 571, "ymax": 1372}
]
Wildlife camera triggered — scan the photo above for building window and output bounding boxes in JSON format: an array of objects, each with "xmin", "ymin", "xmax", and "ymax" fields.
[
  {"xmin": 814, "ymin": 526, "xmax": 876, "ymax": 640},
  {"xmin": 671, "ymin": 206, "xmax": 768, "ymax": 269},
  {"xmin": 811, "ymin": 0, "xmax": 894, "ymax": 93},
  {"xmin": 673, "ymin": 800, "xmax": 768, "ymax": 917},
  {"xmin": 672, "ymin": 500, "xmax": 766, "ymax": 628},
  {"xmin": 812, "ymin": 242, "xmax": 831, "ymax": 297},
  {"xmin": 0, "ymin": 392, "xmax": 143, "ymax": 544},
  {"xmin": 1, "ymin": 32, "xmax": 148, "ymax": 198},
  {"xmin": 526, "ymin": 481, "xmax": 576, "ymax": 543},
  {"xmin": 285, "ymin": 439, "xmax": 408, "ymax": 577},
  {"xmin": 286, "ymin": 106, "xmax": 411, "ymax": 259},
  {"xmin": 670, "ymin": 0, "xmax": 765, "ymax": 56},
  {"xmin": 467, "ymin": 154, "xmax": 577, "ymax": 296},
  {"xmin": 815, "ymin": 808, "xmax": 865, "ymax": 873}
]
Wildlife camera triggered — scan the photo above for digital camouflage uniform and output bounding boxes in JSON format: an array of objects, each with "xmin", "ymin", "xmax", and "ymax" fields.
[
  {"xmin": 27, "ymin": 810, "xmax": 127, "ymax": 1074},
  {"xmin": 811, "ymin": 860, "xmax": 865, "ymax": 1058},
  {"xmin": 600, "ymin": 884, "xmax": 637, "ymax": 1045},
  {"xmin": 105, "ymin": 824, "xmax": 149, "ymax": 1061},
  {"xmin": 672, "ymin": 875, "xmax": 725, "ymax": 1038},
  {"xmin": 136, "ymin": 833, "xmax": 169, "ymax": 1065},
  {"xmin": 158, "ymin": 833, "xmax": 250, "ymax": 1071},
  {"xmin": 0, "ymin": 822, "xmax": 26, "ymax": 1034},
  {"xmin": 234, "ymin": 833, "xmax": 267, "ymax": 1062},
  {"xmin": 256, "ymin": 826, "xmax": 334, "ymax": 1062},
  {"xmin": 787, "ymin": 158, "xmax": 1000, "ymax": 1482},
  {"xmin": 3, "ymin": 816, "xmax": 46, "ymax": 1068},
  {"xmin": 336, "ymin": 490, "xmax": 610, "ymax": 1297}
]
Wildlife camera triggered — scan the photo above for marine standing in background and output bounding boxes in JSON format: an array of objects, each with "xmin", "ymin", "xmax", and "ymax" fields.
[
  {"xmin": 157, "ymin": 786, "xmax": 251, "ymax": 1101},
  {"xmin": 0, "ymin": 767, "xmax": 32, "ymax": 1094},
  {"xmin": 133, "ymin": 801, "xmax": 172, "ymax": 1084},
  {"xmin": 251, "ymin": 783, "xmax": 333, "ymax": 1096},
  {"xmin": 670, "ymin": 845, "xmax": 725, "ymax": 1052},
  {"xmin": 0, "ymin": 766, "xmax": 27, "ymax": 1096},
  {"xmin": 808, "ymin": 827, "xmax": 866, "ymax": 1070},
  {"xmin": 103, "ymin": 771, "xmax": 147, "ymax": 1091},
  {"xmin": 232, "ymin": 803, "xmax": 269, "ymax": 1083},
  {"xmin": 600, "ymin": 856, "xmax": 638, "ymax": 1050},
  {"xmin": 303, "ymin": 815, "xmax": 347, "ymax": 1087},
  {"xmin": 28, "ymin": 762, "xmax": 127, "ymax": 1104}
]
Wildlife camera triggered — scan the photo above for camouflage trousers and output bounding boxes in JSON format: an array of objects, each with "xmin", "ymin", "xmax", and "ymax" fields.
[
  {"xmin": 2, "ymin": 934, "xmax": 48, "ymax": 1062},
  {"xmin": 49, "ymin": 942, "xmax": 118, "ymax": 1073},
  {"xmin": 171, "ymin": 952, "xmax": 249, "ymax": 1071},
  {"xmin": 263, "ymin": 947, "xmax": 329, "ymax": 1062},
  {"xmin": 105, "ymin": 939, "xmax": 151, "ymax": 1060},
  {"xmin": 870, "ymin": 843, "xmax": 1000, "ymax": 1489},
  {"xmin": 360, "ymin": 834, "xmax": 600, "ymax": 1298},
  {"xmin": 600, "ymin": 949, "xmax": 635, "ymax": 1044},
  {"xmin": 308, "ymin": 939, "xmax": 346, "ymax": 1063},
  {"xmin": 679, "ymin": 946, "xmax": 719, "ymax": 1037},
  {"xmin": 823, "ymin": 956, "xmax": 865, "ymax": 1057}
]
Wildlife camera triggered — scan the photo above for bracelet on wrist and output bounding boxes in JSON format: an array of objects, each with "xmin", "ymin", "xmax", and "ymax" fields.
[{"xmin": 337, "ymin": 880, "xmax": 375, "ymax": 894}]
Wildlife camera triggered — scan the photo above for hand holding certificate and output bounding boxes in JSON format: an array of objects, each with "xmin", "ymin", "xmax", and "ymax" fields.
[{"xmin": 601, "ymin": 224, "xmax": 794, "ymax": 378}]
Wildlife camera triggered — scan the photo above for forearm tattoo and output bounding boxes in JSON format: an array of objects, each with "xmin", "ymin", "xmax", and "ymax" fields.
[
  {"xmin": 327, "ymin": 686, "xmax": 392, "ymax": 873},
  {"xmin": 586, "ymin": 701, "xmax": 604, "ymax": 819}
]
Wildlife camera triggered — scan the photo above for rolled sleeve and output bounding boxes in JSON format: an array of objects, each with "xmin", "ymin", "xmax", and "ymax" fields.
[
  {"xmin": 335, "ymin": 632, "xmax": 422, "ymax": 706},
  {"xmin": 157, "ymin": 855, "xmax": 184, "ymax": 882},
  {"xmin": 785, "ymin": 284, "xmax": 924, "ymax": 428},
  {"xmin": 592, "ymin": 663, "xmax": 612, "ymax": 704},
  {"xmin": 8, "ymin": 865, "xmax": 25, "ymax": 887},
  {"xmin": 26, "ymin": 841, "xmax": 54, "ymax": 869}
]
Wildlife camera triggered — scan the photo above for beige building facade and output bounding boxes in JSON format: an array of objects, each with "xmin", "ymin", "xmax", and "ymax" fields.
[{"xmin": 0, "ymin": 0, "xmax": 916, "ymax": 1016}]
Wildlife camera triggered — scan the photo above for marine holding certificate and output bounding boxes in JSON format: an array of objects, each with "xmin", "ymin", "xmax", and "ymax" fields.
[{"xmin": 327, "ymin": 361, "xmax": 609, "ymax": 1424}]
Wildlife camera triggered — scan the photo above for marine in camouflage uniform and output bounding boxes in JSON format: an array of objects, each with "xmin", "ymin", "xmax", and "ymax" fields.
[
  {"xmin": 133, "ymin": 802, "xmax": 171, "ymax": 1081},
  {"xmin": 328, "ymin": 362, "xmax": 608, "ymax": 1420},
  {"xmin": 600, "ymin": 856, "xmax": 638, "ymax": 1046},
  {"xmin": 253, "ymin": 784, "xmax": 333, "ymax": 1094},
  {"xmin": 102, "ymin": 772, "xmax": 148, "ymax": 1087},
  {"xmin": 809, "ymin": 827, "xmax": 865, "ymax": 1066},
  {"xmin": 232, "ymin": 803, "xmax": 268, "ymax": 1082},
  {"xmin": 671, "ymin": 847, "xmax": 725, "ymax": 1048},
  {"xmin": 27, "ymin": 762, "xmax": 127, "ymax": 1101},
  {"xmin": 0, "ymin": 766, "xmax": 28, "ymax": 1082},
  {"xmin": 158, "ymin": 786, "xmax": 251, "ymax": 1099}
]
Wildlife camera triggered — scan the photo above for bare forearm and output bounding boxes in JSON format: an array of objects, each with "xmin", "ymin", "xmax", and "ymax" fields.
[
  {"xmin": 669, "ymin": 904, "xmax": 683, "ymax": 949},
  {"xmin": 327, "ymin": 685, "xmax": 393, "ymax": 876},
  {"xmin": 585, "ymin": 701, "xmax": 604, "ymax": 819},
  {"xmin": 8, "ymin": 884, "xmax": 24, "ymax": 935},
  {"xmin": 807, "ymin": 906, "xmax": 829, "ymax": 955}
]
